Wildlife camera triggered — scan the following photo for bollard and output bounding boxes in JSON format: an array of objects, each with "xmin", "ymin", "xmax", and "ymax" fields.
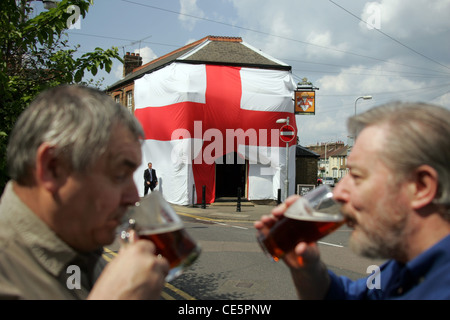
[
  {"xmin": 277, "ymin": 188, "xmax": 281, "ymax": 205},
  {"xmin": 191, "ymin": 184, "xmax": 196, "ymax": 207},
  {"xmin": 202, "ymin": 185, "xmax": 206, "ymax": 209},
  {"xmin": 236, "ymin": 187, "xmax": 241, "ymax": 212}
]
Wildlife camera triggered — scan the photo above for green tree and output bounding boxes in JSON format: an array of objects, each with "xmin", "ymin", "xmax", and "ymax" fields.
[{"xmin": 0, "ymin": 0, "xmax": 122, "ymax": 193}]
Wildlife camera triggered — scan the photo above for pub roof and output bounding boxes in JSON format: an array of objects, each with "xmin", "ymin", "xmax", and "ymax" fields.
[{"xmin": 106, "ymin": 35, "xmax": 291, "ymax": 91}]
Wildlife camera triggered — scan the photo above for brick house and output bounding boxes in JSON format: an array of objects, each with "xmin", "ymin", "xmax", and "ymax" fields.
[
  {"xmin": 295, "ymin": 145, "xmax": 320, "ymax": 185},
  {"xmin": 307, "ymin": 141, "xmax": 349, "ymax": 180},
  {"xmin": 106, "ymin": 35, "xmax": 291, "ymax": 112},
  {"xmin": 105, "ymin": 36, "xmax": 300, "ymax": 205}
]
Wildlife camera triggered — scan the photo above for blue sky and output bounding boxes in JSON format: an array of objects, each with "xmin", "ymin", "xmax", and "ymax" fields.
[{"xmin": 32, "ymin": 0, "xmax": 450, "ymax": 145}]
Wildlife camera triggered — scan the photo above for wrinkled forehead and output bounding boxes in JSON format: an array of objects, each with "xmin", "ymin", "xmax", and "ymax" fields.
[
  {"xmin": 349, "ymin": 125, "xmax": 387, "ymax": 165},
  {"xmin": 104, "ymin": 125, "xmax": 142, "ymax": 169}
]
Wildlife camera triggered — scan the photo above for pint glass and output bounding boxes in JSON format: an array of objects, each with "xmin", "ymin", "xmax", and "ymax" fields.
[
  {"xmin": 257, "ymin": 185, "xmax": 344, "ymax": 261},
  {"xmin": 120, "ymin": 191, "xmax": 201, "ymax": 282}
]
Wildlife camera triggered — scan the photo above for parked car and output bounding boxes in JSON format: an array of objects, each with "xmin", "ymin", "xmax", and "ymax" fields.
[{"xmin": 323, "ymin": 177, "xmax": 335, "ymax": 187}]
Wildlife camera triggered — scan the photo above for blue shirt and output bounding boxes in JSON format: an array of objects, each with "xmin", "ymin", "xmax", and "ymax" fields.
[{"xmin": 326, "ymin": 234, "xmax": 450, "ymax": 300}]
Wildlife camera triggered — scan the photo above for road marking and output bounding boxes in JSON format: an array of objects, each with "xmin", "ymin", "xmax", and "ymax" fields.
[
  {"xmin": 211, "ymin": 220, "xmax": 248, "ymax": 230},
  {"xmin": 102, "ymin": 247, "xmax": 197, "ymax": 300},
  {"xmin": 212, "ymin": 221, "xmax": 228, "ymax": 226},
  {"xmin": 165, "ymin": 283, "xmax": 196, "ymax": 300},
  {"xmin": 160, "ymin": 291, "xmax": 175, "ymax": 300},
  {"xmin": 102, "ymin": 247, "xmax": 116, "ymax": 262},
  {"xmin": 176, "ymin": 212, "xmax": 250, "ymax": 230},
  {"xmin": 178, "ymin": 211, "xmax": 251, "ymax": 224},
  {"xmin": 103, "ymin": 247, "xmax": 117, "ymax": 255},
  {"xmin": 102, "ymin": 254, "xmax": 112, "ymax": 262},
  {"xmin": 318, "ymin": 241, "xmax": 343, "ymax": 248},
  {"xmin": 231, "ymin": 225, "xmax": 248, "ymax": 230}
]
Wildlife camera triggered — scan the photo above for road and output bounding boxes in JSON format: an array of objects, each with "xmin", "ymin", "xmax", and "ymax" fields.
[{"xmin": 104, "ymin": 212, "xmax": 386, "ymax": 300}]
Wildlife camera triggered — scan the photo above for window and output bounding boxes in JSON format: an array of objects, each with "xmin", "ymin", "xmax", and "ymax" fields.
[
  {"xmin": 126, "ymin": 91, "xmax": 133, "ymax": 112},
  {"xmin": 332, "ymin": 168, "xmax": 337, "ymax": 178}
]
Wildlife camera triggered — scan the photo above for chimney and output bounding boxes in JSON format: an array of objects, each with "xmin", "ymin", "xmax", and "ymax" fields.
[{"xmin": 123, "ymin": 52, "xmax": 143, "ymax": 77}]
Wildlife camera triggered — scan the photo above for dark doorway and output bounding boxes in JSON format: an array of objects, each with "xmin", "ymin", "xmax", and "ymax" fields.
[{"xmin": 215, "ymin": 152, "xmax": 246, "ymax": 200}]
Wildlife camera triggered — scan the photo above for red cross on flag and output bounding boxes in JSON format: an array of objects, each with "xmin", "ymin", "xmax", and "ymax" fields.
[{"xmin": 134, "ymin": 63, "xmax": 297, "ymax": 205}]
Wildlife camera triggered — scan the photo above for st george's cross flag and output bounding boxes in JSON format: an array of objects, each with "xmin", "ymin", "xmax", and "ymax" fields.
[{"xmin": 133, "ymin": 62, "xmax": 297, "ymax": 205}]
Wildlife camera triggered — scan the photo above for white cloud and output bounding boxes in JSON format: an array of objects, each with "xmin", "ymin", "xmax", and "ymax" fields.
[
  {"xmin": 179, "ymin": 0, "xmax": 205, "ymax": 31},
  {"xmin": 433, "ymin": 92, "xmax": 450, "ymax": 107},
  {"xmin": 113, "ymin": 63, "xmax": 123, "ymax": 80},
  {"xmin": 110, "ymin": 47, "xmax": 158, "ymax": 82},
  {"xmin": 228, "ymin": 0, "xmax": 450, "ymax": 145},
  {"xmin": 362, "ymin": 0, "xmax": 450, "ymax": 38},
  {"xmin": 77, "ymin": 0, "xmax": 450, "ymax": 144},
  {"xmin": 185, "ymin": 38, "xmax": 197, "ymax": 46},
  {"xmin": 304, "ymin": 30, "xmax": 349, "ymax": 60},
  {"xmin": 134, "ymin": 47, "xmax": 158, "ymax": 64}
]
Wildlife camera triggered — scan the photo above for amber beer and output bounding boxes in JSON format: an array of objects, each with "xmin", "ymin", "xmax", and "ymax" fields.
[
  {"xmin": 257, "ymin": 186, "xmax": 344, "ymax": 261},
  {"xmin": 137, "ymin": 223, "xmax": 200, "ymax": 269},
  {"xmin": 258, "ymin": 213, "xmax": 345, "ymax": 261},
  {"xmin": 121, "ymin": 191, "xmax": 201, "ymax": 281}
]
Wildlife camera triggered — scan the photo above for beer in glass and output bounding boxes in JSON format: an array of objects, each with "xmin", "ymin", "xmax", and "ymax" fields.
[
  {"xmin": 257, "ymin": 185, "xmax": 344, "ymax": 261},
  {"xmin": 121, "ymin": 191, "xmax": 201, "ymax": 281}
]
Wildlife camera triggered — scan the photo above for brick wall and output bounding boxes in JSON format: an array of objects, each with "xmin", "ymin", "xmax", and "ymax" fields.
[{"xmin": 295, "ymin": 157, "xmax": 318, "ymax": 186}]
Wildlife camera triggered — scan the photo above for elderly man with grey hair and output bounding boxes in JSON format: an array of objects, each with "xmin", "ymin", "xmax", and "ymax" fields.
[
  {"xmin": 0, "ymin": 85, "xmax": 169, "ymax": 299},
  {"xmin": 256, "ymin": 101, "xmax": 450, "ymax": 300}
]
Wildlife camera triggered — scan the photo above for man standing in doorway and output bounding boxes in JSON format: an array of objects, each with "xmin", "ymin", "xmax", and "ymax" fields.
[{"xmin": 144, "ymin": 162, "xmax": 158, "ymax": 195}]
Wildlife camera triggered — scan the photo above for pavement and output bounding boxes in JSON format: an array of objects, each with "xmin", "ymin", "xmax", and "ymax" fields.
[{"xmin": 170, "ymin": 200, "xmax": 279, "ymax": 223}]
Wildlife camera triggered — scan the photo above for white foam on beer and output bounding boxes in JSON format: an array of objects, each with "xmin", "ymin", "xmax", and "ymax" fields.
[
  {"xmin": 284, "ymin": 198, "xmax": 343, "ymax": 222},
  {"xmin": 138, "ymin": 222, "xmax": 184, "ymax": 235}
]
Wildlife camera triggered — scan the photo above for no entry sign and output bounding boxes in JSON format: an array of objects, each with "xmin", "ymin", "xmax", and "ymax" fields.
[{"xmin": 280, "ymin": 124, "xmax": 296, "ymax": 143}]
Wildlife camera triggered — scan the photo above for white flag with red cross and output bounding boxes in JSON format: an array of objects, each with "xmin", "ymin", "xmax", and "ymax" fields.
[{"xmin": 134, "ymin": 62, "xmax": 297, "ymax": 205}]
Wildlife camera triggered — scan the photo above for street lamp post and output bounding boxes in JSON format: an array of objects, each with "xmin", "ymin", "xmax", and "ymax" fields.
[
  {"xmin": 350, "ymin": 96, "xmax": 372, "ymax": 154},
  {"xmin": 354, "ymin": 95, "xmax": 372, "ymax": 116},
  {"xmin": 276, "ymin": 117, "xmax": 290, "ymax": 201},
  {"xmin": 324, "ymin": 142, "xmax": 328, "ymax": 177}
]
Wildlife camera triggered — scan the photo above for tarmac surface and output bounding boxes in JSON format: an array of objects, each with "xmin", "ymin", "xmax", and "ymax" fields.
[{"xmin": 170, "ymin": 200, "xmax": 279, "ymax": 223}]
